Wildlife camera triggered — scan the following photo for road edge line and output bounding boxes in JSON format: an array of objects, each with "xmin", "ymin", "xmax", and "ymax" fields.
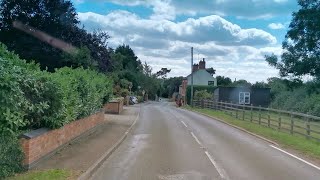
[
  {"xmin": 270, "ymin": 145, "xmax": 320, "ymax": 171},
  {"xmin": 182, "ymin": 108, "xmax": 279, "ymax": 146},
  {"xmin": 78, "ymin": 105, "xmax": 141, "ymax": 180}
]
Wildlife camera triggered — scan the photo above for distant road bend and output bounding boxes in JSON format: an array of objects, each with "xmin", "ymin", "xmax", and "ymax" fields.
[{"xmin": 92, "ymin": 101, "xmax": 320, "ymax": 180}]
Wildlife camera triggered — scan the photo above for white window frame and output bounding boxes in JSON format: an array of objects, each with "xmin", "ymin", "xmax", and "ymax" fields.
[{"xmin": 239, "ymin": 92, "xmax": 250, "ymax": 104}]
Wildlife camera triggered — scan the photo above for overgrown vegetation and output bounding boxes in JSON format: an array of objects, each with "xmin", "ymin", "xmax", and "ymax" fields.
[
  {"xmin": 186, "ymin": 85, "xmax": 217, "ymax": 104},
  {"xmin": 194, "ymin": 90, "xmax": 212, "ymax": 100},
  {"xmin": 0, "ymin": 44, "xmax": 112, "ymax": 178},
  {"xmin": 0, "ymin": 133, "xmax": 24, "ymax": 178}
]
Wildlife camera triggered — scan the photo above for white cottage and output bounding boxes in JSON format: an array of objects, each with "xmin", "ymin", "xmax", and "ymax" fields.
[{"xmin": 186, "ymin": 59, "xmax": 217, "ymax": 86}]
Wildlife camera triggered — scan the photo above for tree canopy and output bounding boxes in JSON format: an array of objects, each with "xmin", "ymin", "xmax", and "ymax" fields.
[
  {"xmin": 0, "ymin": 0, "xmax": 112, "ymax": 72},
  {"xmin": 266, "ymin": 0, "xmax": 320, "ymax": 78}
]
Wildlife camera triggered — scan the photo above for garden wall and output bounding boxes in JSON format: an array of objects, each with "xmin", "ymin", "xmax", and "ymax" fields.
[
  {"xmin": 104, "ymin": 98, "xmax": 124, "ymax": 114},
  {"xmin": 19, "ymin": 110, "xmax": 104, "ymax": 168}
]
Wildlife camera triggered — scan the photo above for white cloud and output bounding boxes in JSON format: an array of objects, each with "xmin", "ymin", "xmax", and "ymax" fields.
[
  {"xmin": 78, "ymin": 11, "xmax": 276, "ymax": 46},
  {"xmin": 268, "ymin": 23, "xmax": 286, "ymax": 30},
  {"xmin": 77, "ymin": 11, "xmax": 281, "ymax": 82}
]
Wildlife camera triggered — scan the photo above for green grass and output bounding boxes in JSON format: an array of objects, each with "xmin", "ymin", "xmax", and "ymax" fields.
[
  {"xmin": 184, "ymin": 106, "xmax": 320, "ymax": 159},
  {"xmin": 7, "ymin": 169, "xmax": 76, "ymax": 180}
]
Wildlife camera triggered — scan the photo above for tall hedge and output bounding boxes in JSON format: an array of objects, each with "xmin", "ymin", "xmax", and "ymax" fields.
[
  {"xmin": 46, "ymin": 67, "xmax": 112, "ymax": 128},
  {"xmin": 0, "ymin": 43, "xmax": 113, "ymax": 178},
  {"xmin": 186, "ymin": 85, "xmax": 217, "ymax": 105}
]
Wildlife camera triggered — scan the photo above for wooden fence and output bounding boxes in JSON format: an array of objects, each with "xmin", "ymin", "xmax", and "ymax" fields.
[{"xmin": 193, "ymin": 100, "xmax": 320, "ymax": 142}]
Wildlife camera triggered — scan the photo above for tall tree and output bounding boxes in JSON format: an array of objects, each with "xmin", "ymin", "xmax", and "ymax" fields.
[
  {"xmin": 0, "ymin": 0, "xmax": 112, "ymax": 72},
  {"xmin": 266, "ymin": 0, "xmax": 320, "ymax": 78},
  {"xmin": 216, "ymin": 76, "xmax": 232, "ymax": 86},
  {"xmin": 0, "ymin": 0, "xmax": 79, "ymax": 70},
  {"xmin": 115, "ymin": 44, "xmax": 142, "ymax": 72}
]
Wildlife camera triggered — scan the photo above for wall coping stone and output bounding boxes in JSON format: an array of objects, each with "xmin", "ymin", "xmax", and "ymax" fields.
[{"xmin": 20, "ymin": 128, "xmax": 50, "ymax": 139}]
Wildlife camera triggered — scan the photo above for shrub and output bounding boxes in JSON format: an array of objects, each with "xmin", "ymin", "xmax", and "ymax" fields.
[
  {"xmin": 47, "ymin": 67, "xmax": 112, "ymax": 128},
  {"xmin": 120, "ymin": 89, "xmax": 129, "ymax": 97},
  {"xmin": 186, "ymin": 85, "xmax": 217, "ymax": 105},
  {"xmin": 137, "ymin": 96, "xmax": 144, "ymax": 103},
  {"xmin": 0, "ymin": 132, "xmax": 24, "ymax": 179},
  {"xmin": 194, "ymin": 90, "xmax": 212, "ymax": 100},
  {"xmin": 0, "ymin": 43, "xmax": 113, "ymax": 177}
]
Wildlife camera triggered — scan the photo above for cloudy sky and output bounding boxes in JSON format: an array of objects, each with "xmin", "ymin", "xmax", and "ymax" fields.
[{"xmin": 72, "ymin": 0, "xmax": 299, "ymax": 82}]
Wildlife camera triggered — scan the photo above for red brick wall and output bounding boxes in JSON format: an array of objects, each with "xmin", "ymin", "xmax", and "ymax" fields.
[
  {"xmin": 104, "ymin": 99, "xmax": 124, "ymax": 114},
  {"xmin": 20, "ymin": 111, "xmax": 104, "ymax": 166}
]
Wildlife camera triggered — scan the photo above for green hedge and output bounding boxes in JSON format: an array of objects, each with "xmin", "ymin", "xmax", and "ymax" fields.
[
  {"xmin": 0, "ymin": 133, "xmax": 24, "ymax": 178},
  {"xmin": 186, "ymin": 85, "xmax": 217, "ymax": 105},
  {"xmin": 45, "ymin": 67, "xmax": 112, "ymax": 128},
  {"xmin": 0, "ymin": 43, "xmax": 112, "ymax": 178}
]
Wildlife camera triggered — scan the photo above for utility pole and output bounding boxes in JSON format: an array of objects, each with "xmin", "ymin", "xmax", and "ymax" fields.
[{"xmin": 191, "ymin": 47, "xmax": 194, "ymax": 107}]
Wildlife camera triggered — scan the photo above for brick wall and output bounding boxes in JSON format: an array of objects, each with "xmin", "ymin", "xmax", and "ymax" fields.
[
  {"xmin": 104, "ymin": 98, "xmax": 124, "ymax": 114},
  {"xmin": 20, "ymin": 110, "xmax": 104, "ymax": 167}
]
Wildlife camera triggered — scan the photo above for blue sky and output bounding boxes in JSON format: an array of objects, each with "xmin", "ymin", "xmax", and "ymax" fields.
[{"xmin": 72, "ymin": 0, "xmax": 299, "ymax": 82}]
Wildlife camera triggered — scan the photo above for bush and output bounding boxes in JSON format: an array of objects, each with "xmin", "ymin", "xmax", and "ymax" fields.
[
  {"xmin": 194, "ymin": 90, "xmax": 212, "ymax": 100},
  {"xmin": 46, "ymin": 67, "xmax": 112, "ymax": 128},
  {"xmin": 0, "ymin": 132, "xmax": 24, "ymax": 179},
  {"xmin": 0, "ymin": 43, "xmax": 113, "ymax": 177},
  {"xmin": 137, "ymin": 96, "xmax": 144, "ymax": 103},
  {"xmin": 186, "ymin": 85, "xmax": 217, "ymax": 105}
]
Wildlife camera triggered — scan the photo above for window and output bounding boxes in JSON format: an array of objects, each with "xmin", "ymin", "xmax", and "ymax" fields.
[
  {"xmin": 208, "ymin": 81, "xmax": 215, "ymax": 85},
  {"xmin": 239, "ymin": 92, "xmax": 250, "ymax": 104}
]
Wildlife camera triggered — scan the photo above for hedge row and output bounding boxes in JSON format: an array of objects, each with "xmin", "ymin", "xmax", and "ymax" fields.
[{"xmin": 0, "ymin": 43, "xmax": 112, "ymax": 178}]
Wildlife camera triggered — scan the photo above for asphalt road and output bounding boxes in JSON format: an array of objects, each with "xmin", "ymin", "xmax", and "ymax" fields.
[{"xmin": 92, "ymin": 101, "xmax": 320, "ymax": 180}]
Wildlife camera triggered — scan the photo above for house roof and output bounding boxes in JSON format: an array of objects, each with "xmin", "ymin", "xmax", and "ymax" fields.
[{"xmin": 186, "ymin": 69, "xmax": 214, "ymax": 78}]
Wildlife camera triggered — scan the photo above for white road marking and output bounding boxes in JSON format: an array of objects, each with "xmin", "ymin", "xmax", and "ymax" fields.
[
  {"xmin": 190, "ymin": 132, "xmax": 202, "ymax": 146},
  {"xmin": 181, "ymin": 121, "xmax": 188, "ymax": 128},
  {"xmin": 270, "ymin": 145, "xmax": 320, "ymax": 171},
  {"xmin": 205, "ymin": 151, "xmax": 228, "ymax": 179}
]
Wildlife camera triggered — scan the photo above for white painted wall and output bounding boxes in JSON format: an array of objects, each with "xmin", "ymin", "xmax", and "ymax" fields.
[{"xmin": 187, "ymin": 69, "xmax": 217, "ymax": 86}]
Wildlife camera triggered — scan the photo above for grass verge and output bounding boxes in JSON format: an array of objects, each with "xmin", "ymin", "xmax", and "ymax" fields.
[
  {"xmin": 184, "ymin": 106, "xmax": 320, "ymax": 160},
  {"xmin": 7, "ymin": 169, "xmax": 78, "ymax": 180}
]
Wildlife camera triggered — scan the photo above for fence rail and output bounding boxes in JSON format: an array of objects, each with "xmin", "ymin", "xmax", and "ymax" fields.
[{"xmin": 193, "ymin": 100, "xmax": 320, "ymax": 142}]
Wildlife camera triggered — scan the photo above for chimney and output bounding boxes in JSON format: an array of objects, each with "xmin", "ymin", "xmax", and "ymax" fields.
[
  {"xmin": 192, "ymin": 63, "xmax": 199, "ymax": 72},
  {"xmin": 199, "ymin": 58, "xmax": 206, "ymax": 69}
]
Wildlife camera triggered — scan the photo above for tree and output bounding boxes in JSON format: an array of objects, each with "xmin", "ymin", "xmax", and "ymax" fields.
[
  {"xmin": 206, "ymin": 67, "xmax": 216, "ymax": 76},
  {"xmin": 252, "ymin": 81, "xmax": 269, "ymax": 88},
  {"xmin": 0, "ymin": 0, "xmax": 112, "ymax": 72},
  {"xmin": 265, "ymin": 0, "xmax": 320, "ymax": 78},
  {"xmin": 156, "ymin": 68, "xmax": 171, "ymax": 78},
  {"xmin": 163, "ymin": 76, "xmax": 184, "ymax": 97},
  {"xmin": 142, "ymin": 61, "xmax": 152, "ymax": 77},
  {"xmin": 231, "ymin": 79, "xmax": 251, "ymax": 87},
  {"xmin": 216, "ymin": 76, "xmax": 232, "ymax": 86},
  {"xmin": 115, "ymin": 44, "xmax": 142, "ymax": 72},
  {"xmin": 0, "ymin": 0, "xmax": 79, "ymax": 70}
]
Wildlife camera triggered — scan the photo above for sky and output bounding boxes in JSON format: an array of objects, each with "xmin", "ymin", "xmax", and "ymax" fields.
[{"xmin": 71, "ymin": 0, "xmax": 299, "ymax": 83}]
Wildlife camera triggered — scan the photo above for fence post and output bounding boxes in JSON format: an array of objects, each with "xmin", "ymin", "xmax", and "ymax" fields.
[
  {"xmin": 306, "ymin": 114, "xmax": 311, "ymax": 139},
  {"xmin": 236, "ymin": 103, "xmax": 239, "ymax": 119},
  {"xmin": 258, "ymin": 105, "xmax": 261, "ymax": 125},
  {"xmin": 250, "ymin": 104, "xmax": 253, "ymax": 122},
  {"xmin": 242, "ymin": 104, "xmax": 245, "ymax": 120},
  {"xmin": 278, "ymin": 111, "xmax": 281, "ymax": 131},
  {"xmin": 268, "ymin": 109, "xmax": 270, "ymax": 128},
  {"xmin": 290, "ymin": 112, "xmax": 294, "ymax": 135},
  {"xmin": 201, "ymin": 99, "xmax": 204, "ymax": 109}
]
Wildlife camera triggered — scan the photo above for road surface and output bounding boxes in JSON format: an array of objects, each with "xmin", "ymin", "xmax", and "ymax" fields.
[{"xmin": 92, "ymin": 101, "xmax": 320, "ymax": 180}]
